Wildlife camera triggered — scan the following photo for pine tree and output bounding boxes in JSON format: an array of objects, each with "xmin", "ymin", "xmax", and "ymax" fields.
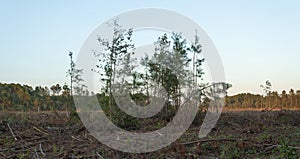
[{"xmin": 93, "ymin": 19, "xmax": 134, "ymax": 119}]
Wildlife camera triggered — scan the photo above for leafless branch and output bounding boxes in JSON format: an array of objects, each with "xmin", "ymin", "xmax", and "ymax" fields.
[
  {"xmin": 34, "ymin": 148, "xmax": 41, "ymax": 159},
  {"xmin": 39, "ymin": 143, "xmax": 46, "ymax": 157},
  {"xmin": 7, "ymin": 123, "xmax": 17, "ymax": 141}
]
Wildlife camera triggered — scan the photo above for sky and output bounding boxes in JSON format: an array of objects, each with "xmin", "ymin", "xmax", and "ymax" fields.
[{"xmin": 0, "ymin": 0, "xmax": 300, "ymax": 95}]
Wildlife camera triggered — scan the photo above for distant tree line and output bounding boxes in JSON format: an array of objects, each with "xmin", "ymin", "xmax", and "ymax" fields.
[
  {"xmin": 0, "ymin": 82, "xmax": 299, "ymax": 111},
  {"xmin": 225, "ymin": 80, "xmax": 300, "ymax": 110},
  {"xmin": 225, "ymin": 89, "xmax": 300, "ymax": 109},
  {"xmin": 0, "ymin": 82, "xmax": 72, "ymax": 111}
]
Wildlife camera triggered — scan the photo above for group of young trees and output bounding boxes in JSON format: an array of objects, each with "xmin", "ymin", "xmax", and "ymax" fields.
[{"xmin": 91, "ymin": 20, "xmax": 210, "ymax": 119}]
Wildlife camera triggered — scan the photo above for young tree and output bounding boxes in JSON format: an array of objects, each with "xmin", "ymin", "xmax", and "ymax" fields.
[
  {"xmin": 50, "ymin": 84, "xmax": 62, "ymax": 96},
  {"xmin": 33, "ymin": 86, "xmax": 45, "ymax": 112},
  {"xmin": 260, "ymin": 80, "xmax": 272, "ymax": 108},
  {"xmin": 170, "ymin": 32, "xmax": 192, "ymax": 108},
  {"xmin": 66, "ymin": 51, "xmax": 87, "ymax": 118},
  {"xmin": 140, "ymin": 55, "xmax": 151, "ymax": 97},
  {"xmin": 270, "ymin": 91, "xmax": 279, "ymax": 108},
  {"xmin": 22, "ymin": 85, "xmax": 33, "ymax": 110},
  {"xmin": 143, "ymin": 33, "xmax": 185, "ymax": 113},
  {"xmin": 289, "ymin": 89, "xmax": 295, "ymax": 109},
  {"xmin": 281, "ymin": 90, "xmax": 288, "ymax": 108},
  {"xmin": 67, "ymin": 51, "xmax": 86, "ymax": 96},
  {"xmin": 1, "ymin": 92, "xmax": 11, "ymax": 111},
  {"xmin": 191, "ymin": 30, "xmax": 205, "ymax": 86},
  {"xmin": 141, "ymin": 32, "xmax": 207, "ymax": 111},
  {"xmin": 62, "ymin": 84, "xmax": 70, "ymax": 96},
  {"xmin": 296, "ymin": 90, "xmax": 300, "ymax": 107},
  {"xmin": 93, "ymin": 19, "xmax": 134, "ymax": 119}
]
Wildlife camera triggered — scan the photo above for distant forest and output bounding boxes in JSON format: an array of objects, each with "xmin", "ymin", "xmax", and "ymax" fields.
[{"xmin": 0, "ymin": 82, "xmax": 299, "ymax": 111}]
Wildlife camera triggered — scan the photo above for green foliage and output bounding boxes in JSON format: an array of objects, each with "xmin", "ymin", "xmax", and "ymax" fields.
[
  {"xmin": 276, "ymin": 139, "xmax": 298, "ymax": 159},
  {"xmin": 95, "ymin": 93, "xmax": 141, "ymax": 130},
  {"xmin": 260, "ymin": 80, "xmax": 272, "ymax": 96},
  {"xmin": 93, "ymin": 19, "xmax": 135, "ymax": 119},
  {"xmin": 257, "ymin": 133, "xmax": 271, "ymax": 142},
  {"xmin": 131, "ymin": 93, "xmax": 149, "ymax": 106},
  {"xmin": 17, "ymin": 154, "xmax": 26, "ymax": 159},
  {"xmin": 50, "ymin": 84, "xmax": 62, "ymax": 96},
  {"xmin": 219, "ymin": 144, "xmax": 241, "ymax": 159},
  {"xmin": 52, "ymin": 144, "xmax": 58, "ymax": 154},
  {"xmin": 112, "ymin": 110, "xmax": 140, "ymax": 130}
]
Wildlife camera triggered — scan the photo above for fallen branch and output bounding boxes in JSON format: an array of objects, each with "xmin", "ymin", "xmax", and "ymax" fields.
[
  {"xmin": 69, "ymin": 155, "xmax": 83, "ymax": 158},
  {"xmin": 47, "ymin": 126, "xmax": 63, "ymax": 131},
  {"xmin": 181, "ymin": 138, "xmax": 300, "ymax": 151},
  {"xmin": 8, "ymin": 139, "xmax": 49, "ymax": 152},
  {"xmin": 33, "ymin": 126, "xmax": 49, "ymax": 135},
  {"xmin": 181, "ymin": 138, "xmax": 257, "ymax": 145},
  {"xmin": 0, "ymin": 148, "xmax": 8, "ymax": 152},
  {"xmin": 7, "ymin": 123, "xmax": 17, "ymax": 141},
  {"xmin": 262, "ymin": 143, "xmax": 300, "ymax": 150},
  {"xmin": 0, "ymin": 152, "xmax": 7, "ymax": 158},
  {"xmin": 71, "ymin": 135, "xmax": 81, "ymax": 141},
  {"xmin": 39, "ymin": 143, "xmax": 46, "ymax": 157},
  {"xmin": 34, "ymin": 148, "xmax": 41, "ymax": 159},
  {"xmin": 96, "ymin": 152, "xmax": 104, "ymax": 159}
]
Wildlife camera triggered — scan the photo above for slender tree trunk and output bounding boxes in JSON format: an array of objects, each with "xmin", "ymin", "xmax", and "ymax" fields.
[
  {"xmin": 146, "ymin": 72, "xmax": 149, "ymax": 98},
  {"xmin": 260, "ymin": 96, "xmax": 263, "ymax": 109},
  {"xmin": 290, "ymin": 96, "xmax": 293, "ymax": 109},
  {"xmin": 269, "ymin": 97, "xmax": 271, "ymax": 108},
  {"xmin": 195, "ymin": 53, "xmax": 198, "ymax": 86},
  {"xmin": 275, "ymin": 96, "xmax": 278, "ymax": 107},
  {"xmin": 265, "ymin": 96, "xmax": 269, "ymax": 108},
  {"xmin": 109, "ymin": 61, "xmax": 113, "ymax": 120},
  {"xmin": 192, "ymin": 51, "xmax": 196, "ymax": 85}
]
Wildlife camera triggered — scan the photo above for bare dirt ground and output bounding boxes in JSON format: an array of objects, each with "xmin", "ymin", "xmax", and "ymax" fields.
[{"xmin": 0, "ymin": 110, "xmax": 300, "ymax": 159}]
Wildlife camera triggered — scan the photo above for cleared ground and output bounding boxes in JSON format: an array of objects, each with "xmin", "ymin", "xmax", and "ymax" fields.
[{"xmin": 0, "ymin": 110, "xmax": 299, "ymax": 158}]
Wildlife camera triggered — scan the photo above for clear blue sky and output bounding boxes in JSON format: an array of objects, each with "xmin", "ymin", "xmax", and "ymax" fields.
[{"xmin": 1, "ymin": 0, "xmax": 300, "ymax": 95}]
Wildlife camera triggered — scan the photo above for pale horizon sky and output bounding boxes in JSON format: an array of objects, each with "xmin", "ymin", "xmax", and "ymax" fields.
[{"xmin": 1, "ymin": 1, "xmax": 300, "ymax": 95}]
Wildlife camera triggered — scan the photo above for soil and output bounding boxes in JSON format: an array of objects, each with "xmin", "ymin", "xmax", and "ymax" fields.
[{"xmin": 0, "ymin": 110, "xmax": 299, "ymax": 159}]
